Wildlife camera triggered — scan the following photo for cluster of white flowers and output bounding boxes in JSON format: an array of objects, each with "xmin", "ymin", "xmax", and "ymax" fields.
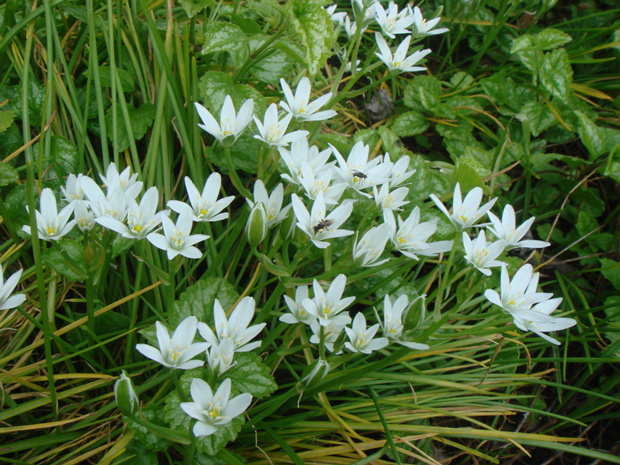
[
  {"xmin": 326, "ymin": 1, "xmax": 448, "ymax": 74},
  {"xmin": 431, "ymin": 182, "xmax": 576, "ymax": 342},
  {"xmin": 135, "ymin": 298, "xmax": 265, "ymax": 436},
  {"xmin": 279, "ymin": 274, "xmax": 429, "ymax": 367},
  {"xmin": 20, "ymin": 164, "xmax": 237, "ymax": 261}
]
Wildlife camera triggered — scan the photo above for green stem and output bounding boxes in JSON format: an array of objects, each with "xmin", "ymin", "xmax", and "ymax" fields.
[
  {"xmin": 434, "ymin": 236, "xmax": 458, "ymax": 321},
  {"xmin": 223, "ymin": 145, "xmax": 251, "ymax": 199},
  {"xmin": 172, "ymin": 370, "xmax": 187, "ymax": 403},
  {"xmin": 323, "ymin": 247, "xmax": 332, "ymax": 273}
]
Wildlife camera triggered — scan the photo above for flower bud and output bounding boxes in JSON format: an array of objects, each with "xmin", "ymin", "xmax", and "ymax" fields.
[
  {"xmin": 246, "ymin": 202, "xmax": 268, "ymax": 248},
  {"xmin": 114, "ymin": 370, "xmax": 139, "ymax": 416},
  {"xmin": 301, "ymin": 358, "xmax": 330, "ymax": 386}
]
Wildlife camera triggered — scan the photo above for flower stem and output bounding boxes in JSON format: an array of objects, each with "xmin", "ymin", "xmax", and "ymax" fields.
[
  {"xmin": 323, "ymin": 247, "xmax": 332, "ymax": 273},
  {"xmin": 434, "ymin": 238, "xmax": 457, "ymax": 321},
  {"xmin": 223, "ymin": 145, "xmax": 251, "ymax": 198}
]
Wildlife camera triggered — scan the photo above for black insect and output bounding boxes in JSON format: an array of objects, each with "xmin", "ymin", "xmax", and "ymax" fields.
[
  {"xmin": 313, "ymin": 219, "xmax": 334, "ymax": 233},
  {"xmin": 351, "ymin": 170, "xmax": 368, "ymax": 180}
]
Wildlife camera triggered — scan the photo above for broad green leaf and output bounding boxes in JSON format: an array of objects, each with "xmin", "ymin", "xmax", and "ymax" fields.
[
  {"xmin": 179, "ymin": 0, "xmax": 214, "ymax": 18},
  {"xmin": 574, "ymin": 110, "xmax": 603, "ymax": 159},
  {"xmin": 0, "ymin": 110, "xmax": 16, "ymax": 133},
  {"xmin": 455, "ymin": 156, "xmax": 484, "ymax": 193},
  {"xmin": 42, "ymin": 241, "xmax": 89, "ymax": 282},
  {"xmin": 600, "ymin": 258, "xmax": 620, "ymax": 291},
  {"xmin": 232, "ymin": 83, "xmax": 267, "ymax": 117},
  {"xmin": 248, "ymin": 34, "xmax": 295, "ymax": 85},
  {"xmin": 390, "ymin": 110, "xmax": 429, "ymax": 137},
  {"xmin": 0, "ymin": 124, "xmax": 23, "ymax": 158},
  {"xmin": 126, "ymin": 405, "xmax": 172, "ymax": 452},
  {"xmin": 449, "ymin": 71, "xmax": 474, "ymax": 90},
  {"xmin": 406, "ymin": 154, "xmax": 450, "ymax": 203},
  {"xmin": 201, "ymin": 21, "xmax": 249, "ymax": 66},
  {"xmin": 479, "ymin": 74, "xmax": 512, "ymax": 104},
  {"xmin": 206, "ymin": 133, "xmax": 261, "ymax": 174},
  {"xmin": 285, "ymin": 0, "xmax": 333, "ymax": 75},
  {"xmin": 536, "ymin": 28, "xmax": 572, "ymax": 50},
  {"xmin": 518, "ymin": 101, "xmax": 556, "ymax": 137},
  {"xmin": 50, "ymin": 135, "xmax": 80, "ymax": 178},
  {"xmin": 199, "ymin": 71, "xmax": 234, "ymax": 112},
  {"xmin": 0, "ymin": 164, "xmax": 18, "ymax": 187},
  {"xmin": 353, "ymin": 128, "xmax": 379, "ymax": 149},
  {"xmin": 603, "ymin": 296, "xmax": 620, "ymax": 348},
  {"xmin": 196, "ymin": 417, "xmax": 244, "ymax": 457},
  {"xmin": 171, "ymin": 277, "xmax": 239, "ymax": 327},
  {"xmin": 510, "ymin": 35, "xmax": 542, "ymax": 73},
  {"xmin": 576, "ymin": 210, "xmax": 598, "ymax": 236},
  {"xmin": 539, "ymin": 48, "xmax": 572, "ymax": 102},
  {"xmin": 105, "ymin": 103, "xmax": 156, "ymax": 153},
  {"xmin": 377, "ymin": 126, "xmax": 406, "ymax": 159},
  {"xmin": 93, "ymin": 66, "xmax": 135, "ymax": 93},
  {"xmin": 164, "ymin": 392, "xmax": 191, "ymax": 432},
  {"xmin": 225, "ymin": 352, "xmax": 277, "ymax": 399},
  {"xmin": 518, "ymin": 102, "xmax": 556, "ymax": 137},
  {"xmin": 403, "ymin": 75, "xmax": 442, "ymax": 112}
]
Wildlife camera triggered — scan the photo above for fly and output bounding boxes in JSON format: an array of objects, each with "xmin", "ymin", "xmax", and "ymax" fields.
[
  {"xmin": 351, "ymin": 170, "xmax": 367, "ymax": 180},
  {"xmin": 313, "ymin": 219, "xmax": 334, "ymax": 233}
]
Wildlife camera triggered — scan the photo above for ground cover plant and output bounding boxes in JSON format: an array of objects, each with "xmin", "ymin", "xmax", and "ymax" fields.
[{"xmin": 0, "ymin": 0, "xmax": 619, "ymax": 464}]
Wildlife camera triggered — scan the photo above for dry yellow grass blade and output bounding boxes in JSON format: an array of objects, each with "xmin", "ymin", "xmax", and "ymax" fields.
[{"xmin": 0, "ymin": 413, "xmax": 93, "ymax": 434}]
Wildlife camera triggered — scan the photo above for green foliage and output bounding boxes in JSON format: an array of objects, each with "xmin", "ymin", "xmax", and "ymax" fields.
[
  {"xmin": 104, "ymin": 103, "xmax": 156, "ymax": 153},
  {"xmin": 171, "ymin": 277, "xmax": 239, "ymax": 327},
  {"xmin": 285, "ymin": 0, "xmax": 333, "ymax": 75},
  {"xmin": 180, "ymin": 0, "xmax": 214, "ymax": 18},
  {"xmin": 0, "ymin": 163, "xmax": 18, "ymax": 187},
  {"xmin": 0, "ymin": 109, "xmax": 16, "ymax": 133},
  {"xmin": 202, "ymin": 21, "xmax": 249, "ymax": 66},
  {"xmin": 225, "ymin": 352, "xmax": 277, "ymax": 399}
]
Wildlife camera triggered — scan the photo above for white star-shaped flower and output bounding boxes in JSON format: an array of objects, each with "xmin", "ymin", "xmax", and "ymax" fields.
[
  {"xmin": 303, "ymin": 274, "xmax": 354, "ymax": 327},
  {"xmin": 280, "ymin": 77, "xmax": 336, "ymax": 122},
  {"xmin": 0, "ymin": 268, "xmax": 26, "ymax": 311},
  {"xmin": 430, "ymin": 183, "xmax": 497, "ymax": 231},
  {"xmin": 146, "ymin": 210, "xmax": 209, "ymax": 260},
  {"xmin": 180, "ymin": 378, "xmax": 252, "ymax": 437},
  {"xmin": 462, "ymin": 230, "xmax": 505, "ymax": 276},
  {"xmin": 291, "ymin": 191, "xmax": 354, "ymax": 249},
  {"xmin": 253, "ymin": 104, "xmax": 308, "ymax": 147},
  {"xmin": 168, "ymin": 174, "xmax": 234, "ymax": 223},
  {"xmin": 135, "ymin": 316, "xmax": 210, "ymax": 370},
  {"xmin": 487, "ymin": 204, "xmax": 550, "ymax": 250},
  {"xmin": 195, "ymin": 95, "xmax": 254, "ymax": 146},
  {"xmin": 22, "ymin": 188, "xmax": 76, "ymax": 241},
  {"xmin": 375, "ymin": 33, "xmax": 431, "ymax": 74}
]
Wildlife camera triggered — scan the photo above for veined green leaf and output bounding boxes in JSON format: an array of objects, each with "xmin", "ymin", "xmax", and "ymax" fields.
[
  {"xmin": 179, "ymin": 0, "xmax": 214, "ymax": 18},
  {"xmin": 518, "ymin": 101, "xmax": 556, "ymax": 137},
  {"xmin": 574, "ymin": 110, "xmax": 603, "ymax": 159},
  {"xmin": 0, "ymin": 109, "xmax": 16, "ymax": 133},
  {"xmin": 536, "ymin": 28, "xmax": 572, "ymax": 50},
  {"xmin": 201, "ymin": 21, "xmax": 249, "ymax": 66},
  {"xmin": 540, "ymin": 48, "xmax": 573, "ymax": 102}
]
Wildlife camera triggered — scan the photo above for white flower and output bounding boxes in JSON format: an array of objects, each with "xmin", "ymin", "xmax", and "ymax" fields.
[
  {"xmin": 332, "ymin": 142, "xmax": 391, "ymax": 194},
  {"xmin": 352, "ymin": 224, "xmax": 391, "ymax": 267},
  {"xmin": 96, "ymin": 187, "xmax": 165, "ymax": 239},
  {"xmin": 197, "ymin": 297, "xmax": 266, "ymax": 353},
  {"xmin": 375, "ymin": 33, "xmax": 431, "ymax": 74},
  {"xmin": 374, "ymin": 1, "xmax": 415, "ymax": 38},
  {"xmin": 430, "ymin": 183, "xmax": 497, "ymax": 231},
  {"xmin": 206, "ymin": 338, "xmax": 236, "ymax": 375},
  {"xmin": 291, "ymin": 191, "xmax": 354, "ymax": 249},
  {"xmin": 146, "ymin": 210, "xmax": 209, "ymax": 260},
  {"xmin": 325, "ymin": 4, "xmax": 346, "ymax": 25},
  {"xmin": 309, "ymin": 320, "xmax": 346, "ymax": 354},
  {"xmin": 0, "ymin": 268, "xmax": 26, "ymax": 310},
  {"xmin": 462, "ymin": 230, "xmax": 505, "ymax": 276},
  {"xmin": 100, "ymin": 162, "xmax": 142, "ymax": 200},
  {"xmin": 22, "ymin": 188, "xmax": 76, "ymax": 241},
  {"xmin": 254, "ymin": 104, "xmax": 308, "ymax": 147},
  {"xmin": 74, "ymin": 201, "xmax": 95, "ymax": 232},
  {"xmin": 373, "ymin": 183, "xmax": 409, "ymax": 213},
  {"xmin": 180, "ymin": 378, "xmax": 252, "ymax": 437},
  {"xmin": 195, "ymin": 96, "xmax": 254, "ymax": 146},
  {"xmin": 61, "ymin": 173, "xmax": 85, "ymax": 203},
  {"xmin": 345, "ymin": 313, "xmax": 388, "ymax": 354},
  {"xmin": 302, "ymin": 274, "xmax": 354, "ymax": 327},
  {"xmin": 385, "ymin": 208, "xmax": 453, "ymax": 260},
  {"xmin": 379, "ymin": 294, "xmax": 429, "ymax": 350},
  {"xmin": 135, "ymin": 316, "xmax": 210, "ymax": 370},
  {"xmin": 247, "ymin": 180, "xmax": 290, "ymax": 228},
  {"xmin": 81, "ymin": 177, "xmax": 128, "ymax": 222},
  {"xmin": 386, "ymin": 155, "xmax": 416, "ymax": 187},
  {"xmin": 168, "ymin": 174, "xmax": 234, "ymax": 223},
  {"xmin": 484, "ymin": 264, "xmax": 553, "ymax": 315},
  {"xmin": 279, "ymin": 138, "xmax": 333, "ymax": 186},
  {"xmin": 280, "ymin": 77, "xmax": 337, "ymax": 122},
  {"xmin": 280, "ymin": 285, "xmax": 317, "ymax": 325},
  {"xmin": 487, "ymin": 204, "xmax": 550, "ymax": 250},
  {"xmin": 511, "ymin": 299, "xmax": 577, "ymax": 345},
  {"xmin": 298, "ymin": 162, "xmax": 347, "ymax": 205},
  {"xmin": 411, "ymin": 6, "xmax": 449, "ymax": 36}
]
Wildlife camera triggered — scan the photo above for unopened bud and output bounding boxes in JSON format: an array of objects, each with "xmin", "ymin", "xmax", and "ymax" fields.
[
  {"xmin": 301, "ymin": 358, "xmax": 330, "ymax": 386},
  {"xmin": 246, "ymin": 202, "xmax": 268, "ymax": 248},
  {"xmin": 114, "ymin": 370, "xmax": 139, "ymax": 416}
]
